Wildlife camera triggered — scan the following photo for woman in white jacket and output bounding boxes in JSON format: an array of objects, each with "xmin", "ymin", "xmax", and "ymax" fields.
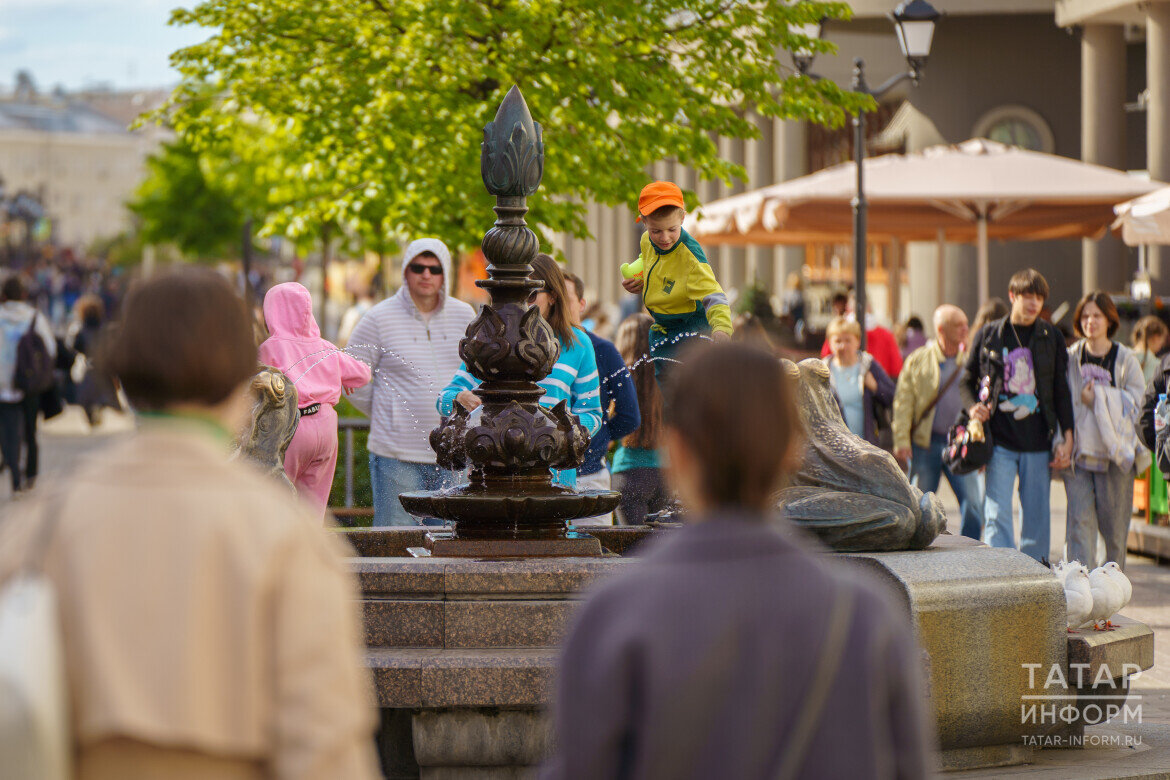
[{"xmin": 1064, "ymin": 291, "xmax": 1147, "ymax": 570}]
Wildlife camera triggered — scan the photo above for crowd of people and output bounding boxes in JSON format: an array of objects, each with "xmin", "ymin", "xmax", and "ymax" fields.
[
  {"xmin": 0, "ymin": 252, "xmax": 126, "ymax": 494},
  {"xmin": 818, "ymin": 268, "xmax": 1160, "ymax": 572},
  {"xmin": 3, "ymin": 175, "xmax": 1168, "ymax": 777},
  {"xmin": 1, "ymin": 261, "xmax": 937, "ymax": 779}
]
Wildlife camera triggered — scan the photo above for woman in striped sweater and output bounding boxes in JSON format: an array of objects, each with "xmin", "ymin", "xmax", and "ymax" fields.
[{"xmin": 438, "ymin": 254, "xmax": 602, "ymax": 487}]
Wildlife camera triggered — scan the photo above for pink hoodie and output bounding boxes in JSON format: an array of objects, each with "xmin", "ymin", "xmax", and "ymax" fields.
[{"xmin": 259, "ymin": 282, "xmax": 371, "ymax": 407}]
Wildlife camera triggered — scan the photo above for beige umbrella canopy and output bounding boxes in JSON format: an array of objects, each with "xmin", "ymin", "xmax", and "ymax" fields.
[
  {"xmin": 686, "ymin": 138, "xmax": 1162, "ymax": 301},
  {"xmin": 1113, "ymin": 186, "xmax": 1170, "ymax": 246}
]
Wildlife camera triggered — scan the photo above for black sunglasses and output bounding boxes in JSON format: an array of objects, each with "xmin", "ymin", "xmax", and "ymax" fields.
[{"xmin": 407, "ymin": 262, "xmax": 443, "ymax": 275}]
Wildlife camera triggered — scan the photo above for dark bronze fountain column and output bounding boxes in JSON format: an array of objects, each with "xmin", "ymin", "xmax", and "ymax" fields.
[{"xmin": 399, "ymin": 86, "xmax": 620, "ymax": 557}]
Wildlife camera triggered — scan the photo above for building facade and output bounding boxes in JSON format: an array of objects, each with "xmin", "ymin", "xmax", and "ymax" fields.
[{"xmin": 0, "ymin": 82, "xmax": 168, "ymax": 249}]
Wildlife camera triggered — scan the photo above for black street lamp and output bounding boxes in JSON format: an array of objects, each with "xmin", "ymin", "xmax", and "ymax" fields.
[{"xmin": 793, "ymin": 0, "xmax": 941, "ymax": 350}]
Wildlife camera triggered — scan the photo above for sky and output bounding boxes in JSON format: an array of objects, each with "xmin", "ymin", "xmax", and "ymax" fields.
[{"xmin": 0, "ymin": 0, "xmax": 209, "ymax": 92}]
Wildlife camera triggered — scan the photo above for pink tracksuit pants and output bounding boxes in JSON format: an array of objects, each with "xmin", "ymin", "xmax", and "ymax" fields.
[{"xmin": 284, "ymin": 405, "xmax": 339, "ymax": 515}]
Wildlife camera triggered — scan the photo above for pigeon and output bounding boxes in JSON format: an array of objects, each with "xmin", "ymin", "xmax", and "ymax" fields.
[
  {"xmin": 1100, "ymin": 562, "xmax": 1132, "ymax": 619},
  {"xmin": 1084, "ymin": 564, "xmax": 1125, "ymax": 631},
  {"xmin": 1056, "ymin": 562, "xmax": 1094, "ymax": 632}
]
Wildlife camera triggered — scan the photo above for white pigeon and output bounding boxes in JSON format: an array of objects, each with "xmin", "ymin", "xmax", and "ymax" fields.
[
  {"xmin": 1101, "ymin": 562, "xmax": 1132, "ymax": 615},
  {"xmin": 1084, "ymin": 564, "xmax": 1125, "ymax": 630},
  {"xmin": 1059, "ymin": 563, "xmax": 1094, "ymax": 632}
]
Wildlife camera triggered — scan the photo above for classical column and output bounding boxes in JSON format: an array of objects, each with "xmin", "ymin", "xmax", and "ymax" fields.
[
  {"xmin": 716, "ymin": 135, "xmax": 735, "ymax": 287},
  {"xmin": 1082, "ymin": 23, "xmax": 1128, "ymax": 294},
  {"xmin": 772, "ymin": 117, "xmax": 807, "ymax": 293},
  {"xmin": 1150, "ymin": 5, "xmax": 1170, "ymax": 288},
  {"xmin": 749, "ymin": 113, "xmax": 776, "ymax": 293}
]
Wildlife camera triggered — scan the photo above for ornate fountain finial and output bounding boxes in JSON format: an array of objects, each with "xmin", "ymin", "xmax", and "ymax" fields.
[
  {"xmin": 481, "ymin": 85, "xmax": 543, "ymax": 198},
  {"xmin": 399, "ymin": 86, "xmax": 619, "ymax": 556}
]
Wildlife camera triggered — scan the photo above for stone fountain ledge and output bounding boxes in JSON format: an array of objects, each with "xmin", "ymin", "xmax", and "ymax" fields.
[{"xmin": 346, "ymin": 528, "xmax": 1156, "ymax": 778}]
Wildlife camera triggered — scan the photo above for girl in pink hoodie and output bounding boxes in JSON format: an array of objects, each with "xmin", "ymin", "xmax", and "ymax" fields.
[{"xmin": 259, "ymin": 282, "xmax": 371, "ymax": 514}]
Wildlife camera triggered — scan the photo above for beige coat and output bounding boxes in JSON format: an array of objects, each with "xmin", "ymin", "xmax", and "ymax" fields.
[
  {"xmin": 0, "ymin": 419, "xmax": 380, "ymax": 780},
  {"xmin": 892, "ymin": 339, "xmax": 968, "ymax": 451}
]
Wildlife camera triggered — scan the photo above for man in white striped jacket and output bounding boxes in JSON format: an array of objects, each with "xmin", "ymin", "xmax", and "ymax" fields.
[{"xmin": 347, "ymin": 238, "xmax": 476, "ymax": 525}]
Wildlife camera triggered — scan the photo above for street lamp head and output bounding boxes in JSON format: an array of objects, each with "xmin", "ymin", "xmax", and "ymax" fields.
[
  {"xmin": 790, "ymin": 16, "xmax": 826, "ymax": 76},
  {"xmin": 890, "ymin": 0, "xmax": 941, "ymax": 77}
]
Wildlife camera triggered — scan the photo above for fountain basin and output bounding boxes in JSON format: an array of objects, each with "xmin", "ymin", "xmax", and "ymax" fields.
[
  {"xmin": 345, "ymin": 527, "xmax": 1153, "ymax": 776},
  {"xmin": 398, "ymin": 487, "xmax": 621, "ymax": 525}
]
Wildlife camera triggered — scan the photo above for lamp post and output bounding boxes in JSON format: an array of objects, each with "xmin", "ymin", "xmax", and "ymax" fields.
[{"xmin": 794, "ymin": 0, "xmax": 940, "ymax": 350}]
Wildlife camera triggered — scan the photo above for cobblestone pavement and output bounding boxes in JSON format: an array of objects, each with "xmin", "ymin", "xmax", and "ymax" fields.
[{"xmin": 9, "ymin": 420, "xmax": 1170, "ymax": 733}]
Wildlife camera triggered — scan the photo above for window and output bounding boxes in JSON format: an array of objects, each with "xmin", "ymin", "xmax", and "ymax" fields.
[{"xmin": 972, "ymin": 105, "xmax": 1054, "ymax": 153}]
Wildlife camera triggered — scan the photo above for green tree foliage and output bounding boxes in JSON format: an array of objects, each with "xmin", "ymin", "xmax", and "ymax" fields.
[
  {"xmin": 159, "ymin": 0, "xmax": 871, "ymax": 253},
  {"xmin": 128, "ymin": 138, "xmax": 247, "ymax": 259}
]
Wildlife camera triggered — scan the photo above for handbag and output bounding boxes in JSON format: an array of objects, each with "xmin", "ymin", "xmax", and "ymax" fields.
[
  {"xmin": 0, "ymin": 494, "xmax": 71, "ymax": 780},
  {"xmin": 39, "ymin": 383, "xmax": 64, "ymax": 421},
  {"xmin": 942, "ymin": 375, "xmax": 996, "ymax": 476}
]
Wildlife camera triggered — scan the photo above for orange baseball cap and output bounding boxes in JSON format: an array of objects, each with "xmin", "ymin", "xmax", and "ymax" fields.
[{"xmin": 637, "ymin": 181, "xmax": 685, "ymax": 221}]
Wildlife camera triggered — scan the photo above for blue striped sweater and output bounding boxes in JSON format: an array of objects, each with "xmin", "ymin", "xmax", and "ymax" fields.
[{"xmin": 437, "ymin": 326, "xmax": 603, "ymax": 487}]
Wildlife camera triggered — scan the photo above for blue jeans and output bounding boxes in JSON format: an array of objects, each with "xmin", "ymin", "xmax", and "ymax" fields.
[
  {"xmin": 982, "ymin": 445, "xmax": 1052, "ymax": 563},
  {"xmin": 910, "ymin": 433, "xmax": 984, "ymax": 540},
  {"xmin": 370, "ymin": 455, "xmax": 452, "ymax": 527}
]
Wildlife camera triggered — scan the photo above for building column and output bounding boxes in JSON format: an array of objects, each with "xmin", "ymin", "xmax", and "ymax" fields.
[
  {"xmin": 772, "ymin": 117, "xmax": 807, "ymax": 294},
  {"xmin": 749, "ymin": 113, "xmax": 776, "ymax": 295},
  {"xmin": 1082, "ymin": 23, "xmax": 1128, "ymax": 294},
  {"xmin": 716, "ymin": 136, "xmax": 735, "ymax": 288},
  {"xmin": 1150, "ymin": 5, "xmax": 1170, "ymax": 290}
]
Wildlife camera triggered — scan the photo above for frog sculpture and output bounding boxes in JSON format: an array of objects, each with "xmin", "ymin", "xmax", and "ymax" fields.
[{"xmin": 777, "ymin": 358, "xmax": 944, "ymax": 551}]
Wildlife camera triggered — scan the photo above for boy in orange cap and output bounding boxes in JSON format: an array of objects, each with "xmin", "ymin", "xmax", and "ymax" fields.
[{"xmin": 623, "ymin": 181, "xmax": 732, "ymax": 384}]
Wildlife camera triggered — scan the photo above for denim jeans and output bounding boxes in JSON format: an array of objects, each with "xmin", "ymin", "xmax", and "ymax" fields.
[
  {"xmin": 910, "ymin": 433, "xmax": 984, "ymax": 540},
  {"xmin": 370, "ymin": 454, "xmax": 453, "ymax": 527},
  {"xmin": 1063, "ymin": 462, "xmax": 1133, "ymax": 570},
  {"xmin": 982, "ymin": 445, "xmax": 1052, "ymax": 563}
]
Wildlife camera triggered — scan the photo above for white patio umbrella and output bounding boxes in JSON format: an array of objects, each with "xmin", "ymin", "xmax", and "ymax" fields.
[
  {"xmin": 686, "ymin": 138, "xmax": 1162, "ymax": 302},
  {"xmin": 1113, "ymin": 186, "xmax": 1170, "ymax": 246}
]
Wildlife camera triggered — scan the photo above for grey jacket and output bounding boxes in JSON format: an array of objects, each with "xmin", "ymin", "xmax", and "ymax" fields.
[
  {"xmin": 1066, "ymin": 340, "xmax": 1148, "ymax": 474},
  {"xmin": 541, "ymin": 514, "xmax": 937, "ymax": 780}
]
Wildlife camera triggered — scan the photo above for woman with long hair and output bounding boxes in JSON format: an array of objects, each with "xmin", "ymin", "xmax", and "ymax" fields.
[
  {"xmin": 611, "ymin": 313, "xmax": 671, "ymax": 524},
  {"xmin": 1064, "ymin": 290, "xmax": 1147, "ymax": 569},
  {"xmin": 66, "ymin": 294, "xmax": 123, "ymax": 427},
  {"xmin": 438, "ymin": 254, "xmax": 602, "ymax": 487}
]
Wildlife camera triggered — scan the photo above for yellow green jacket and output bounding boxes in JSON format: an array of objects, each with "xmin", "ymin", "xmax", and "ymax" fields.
[{"xmin": 638, "ymin": 229, "xmax": 733, "ymax": 335}]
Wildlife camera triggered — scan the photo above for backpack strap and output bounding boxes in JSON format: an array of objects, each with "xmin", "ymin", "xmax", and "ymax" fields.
[{"xmin": 773, "ymin": 582, "xmax": 856, "ymax": 780}]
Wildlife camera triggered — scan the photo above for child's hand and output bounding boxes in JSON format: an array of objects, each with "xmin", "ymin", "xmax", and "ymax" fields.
[
  {"xmin": 621, "ymin": 277, "xmax": 643, "ymax": 294},
  {"xmin": 712, "ymin": 331, "xmax": 730, "ymax": 343},
  {"xmin": 456, "ymin": 390, "xmax": 482, "ymax": 412}
]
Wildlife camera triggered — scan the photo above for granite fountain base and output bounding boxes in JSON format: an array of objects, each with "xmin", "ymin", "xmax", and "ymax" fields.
[{"xmin": 344, "ymin": 528, "xmax": 1153, "ymax": 778}]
